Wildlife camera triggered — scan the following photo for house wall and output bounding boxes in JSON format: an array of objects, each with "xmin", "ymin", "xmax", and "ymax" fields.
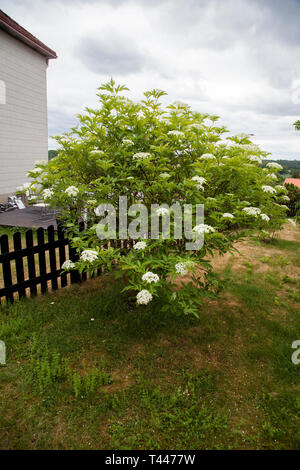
[{"xmin": 0, "ymin": 28, "xmax": 48, "ymax": 198}]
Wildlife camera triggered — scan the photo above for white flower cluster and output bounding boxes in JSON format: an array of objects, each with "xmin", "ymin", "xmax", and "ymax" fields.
[
  {"xmin": 249, "ymin": 155, "xmax": 262, "ymax": 164},
  {"xmin": 260, "ymin": 213, "xmax": 270, "ymax": 221},
  {"xmin": 159, "ymin": 173, "xmax": 170, "ymax": 178},
  {"xmin": 28, "ymin": 167, "xmax": 43, "ymax": 176},
  {"xmin": 233, "ymin": 142, "xmax": 246, "ymax": 148},
  {"xmin": 90, "ymin": 149, "xmax": 104, "ymax": 156},
  {"xmin": 136, "ymin": 289, "xmax": 153, "ymax": 305},
  {"xmin": 65, "ymin": 186, "xmax": 79, "ymax": 197},
  {"xmin": 42, "ymin": 189, "xmax": 54, "ymax": 199},
  {"xmin": 242, "ymin": 143, "xmax": 260, "ymax": 152},
  {"xmin": 267, "ymin": 162, "xmax": 283, "ymax": 170},
  {"xmin": 80, "ymin": 250, "xmax": 98, "ymax": 262},
  {"xmin": 193, "ymin": 224, "xmax": 215, "ymax": 234},
  {"xmin": 122, "ymin": 139, "xmax": 134, "ymax": 146},
  {"xmin": 167, "ymin": 130, "xmax": 185, "ymax": 137},
  {"xmin": 133, "ymin": 152, "xmax": 151, "ymax": 160},
  {"xmin": 200, "ymin": 153, "xmax": 216, "ymax": 160},
  {"xmin": 133, "ymin": 241, "xmax": 147, "ymax": 250},
  {"xmin": 156, "ymin": 208, "xmax": 169, "ymax": 216},
  {"xmin": 17, "ymin": 182, "xmax": 31, "ymax": 194},
  {"xmin": 282, "ymin": 195, "xmax": 290, "ymax": 201},
  {"xmin": 234, "ymin": 142, "xmax": 246, "ymax": 148},
  {"xmin": 266, "ymin": 173, "xmax": 277, "ymax": 180},
  {"xmin": 262, "ymin": 185, "xmax": 276, "ymax": 194},
  {"xmin": 275, "ymin": 185, "xmax": 285, "ymax": 192},
  {"xmin": 142, "ymin": 272, "xmax": 159, "ymax": 283},
  {"xmin": 222, "ymin": 140, "xmax": 234, "ymax": 148},
  {"xmin": 243, "ymin": 207, "xmax": 261, "ymax": 216},
  {"xmin": 174, "ymin": 149, "xmax": 189, "ymax": 158},
  {"xmin": 236, "ymin": 133, "xmax": 249, "ymax": 139},
  {"xmin": 61, "ymin": 260, "xmax": 75, "ymax": 270},
  {"xmin": 34, "ymin": 159, "xmax": 47, "ymax": 166},
  {"xmin": 175, "ymin": 262, "xmax": 188, "ymax": 276},
  {"xmin": 222, "ymin": 213, "xmax": 234, "ymax": 219},
  {"xmin": 191, "ymin": 176, "xmax": 206, "ymax": 187},
  {"xmin": 87, "ymin": 199, "xmax": 97, "ymax": 205}
]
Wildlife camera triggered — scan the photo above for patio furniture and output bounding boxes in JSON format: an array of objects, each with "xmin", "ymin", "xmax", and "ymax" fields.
[{"xmin": 32, "ymin": 203, "xmax": 56, "ymax": 221}]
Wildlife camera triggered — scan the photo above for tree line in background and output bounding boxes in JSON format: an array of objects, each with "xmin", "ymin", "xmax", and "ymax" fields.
[
  {"xmin": 263, "ymin": 160, "xmax": 300, "ymax": 179},
  {"xmin": 48, "ymin": 150, "xmax": 58, "ymax": 160}
]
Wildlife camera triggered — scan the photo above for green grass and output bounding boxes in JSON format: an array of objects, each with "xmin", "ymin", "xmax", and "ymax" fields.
[{"xmin": 0, "ymin": 227, "xmax": 300, "ymax": 449}]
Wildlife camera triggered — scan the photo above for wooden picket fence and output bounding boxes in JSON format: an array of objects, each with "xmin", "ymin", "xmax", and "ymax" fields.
[
  {"xmin": 0, "ymin": 225, "xmax": 77, "ymax": 304},
  {"xmin": 0, "ymin": 225, "xmax": 132, "ymax": 304},
  {"xmin": 287, "ymin": 202, "xmax": 298, "ymax": 217}
]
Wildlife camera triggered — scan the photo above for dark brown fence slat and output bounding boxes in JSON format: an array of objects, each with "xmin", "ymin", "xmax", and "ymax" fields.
[
  {"xmin": 25, "ymin": 230, "xmax": 37, "ymax": 297},
  {"xmin": 0, "ymin": 235, "xmax": 13, "ymax": 303},
  {"xmin": 13, "ymin": 232, "xmax": 25, "ymax": 300},
  {"xmin": 37, "ymin": 227, "xmax": 47, "ymax": 294},
  {"xmin": 69, "ymin": 243, "xmax": 81, "ymax": 284},
  {"xmin": 47, "ymin": 225, "xmax": 58, "ymax": 290},
  {"xmin": 288, "ymin": 203, "xmax": 297, "ymax": 217},
  {"xmin": 57, "ymin": 224, "xmax": 67, "ymax": 288}
]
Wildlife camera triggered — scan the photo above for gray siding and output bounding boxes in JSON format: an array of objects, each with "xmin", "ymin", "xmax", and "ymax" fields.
[{"xmin": 0, "ymin": 29, "xmax": 48, "ymax": 196}]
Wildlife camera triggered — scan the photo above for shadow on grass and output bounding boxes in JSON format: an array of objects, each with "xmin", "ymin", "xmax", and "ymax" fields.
[{"xmin": 0, "ymin": 282, "xmax": 200, "ymax": 359}]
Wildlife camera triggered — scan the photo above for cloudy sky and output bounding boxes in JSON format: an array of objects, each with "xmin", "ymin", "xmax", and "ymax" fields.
[{"xmin": 2, "ymin": 0, "xmax": 300, "ymax": 159}]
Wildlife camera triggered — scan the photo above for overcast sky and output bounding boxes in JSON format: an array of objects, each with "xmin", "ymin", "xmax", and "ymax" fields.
[{"xmin": 2, "ymin": 0, "xmax": 300, "ymax": 159}]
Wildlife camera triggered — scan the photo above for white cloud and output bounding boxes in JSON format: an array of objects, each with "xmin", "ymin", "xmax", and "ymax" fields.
[{"xmin": 2, "ymin": 0, "xmax": 300, "ymax": 159}]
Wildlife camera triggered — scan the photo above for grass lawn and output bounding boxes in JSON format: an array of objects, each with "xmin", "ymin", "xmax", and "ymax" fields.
[{"xmin": 0, "ymin": 223, "xmax": 300, "ymax": 449}]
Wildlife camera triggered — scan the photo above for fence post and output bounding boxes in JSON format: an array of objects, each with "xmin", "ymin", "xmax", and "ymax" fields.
[
  {"xmin": 25, "ymin": 229, "xmax": 37, "ymax": 297},
  {"xmin": 47, "ymin": 225, "xmax": 58, "ymax": 290},
  {"xmin": 37, "ymin": 227, "xmax": 47, "ymax": 294},
  {"xmin": 69, "ymin": 239, "xmax": 81, "ymax": 285},
  {"xmin": 13, "ymin": 232, "xmax": 25, "ymax": 300},
  {"xmin": 57, "ymin": 224, "xmax": 68, "ymax": 288},
  {"xmin": 0, "ymin": 234, "xmax": 13, "ymax": 303}
]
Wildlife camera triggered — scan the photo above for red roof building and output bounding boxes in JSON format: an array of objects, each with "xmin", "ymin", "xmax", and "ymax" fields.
[
  {"xmin": 284, "ymin": 178, "xmax": 300, "ymax": 190},
  {"xmin": 0, "ymin": 9, "xmax": 57, "ymax": 59}
]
